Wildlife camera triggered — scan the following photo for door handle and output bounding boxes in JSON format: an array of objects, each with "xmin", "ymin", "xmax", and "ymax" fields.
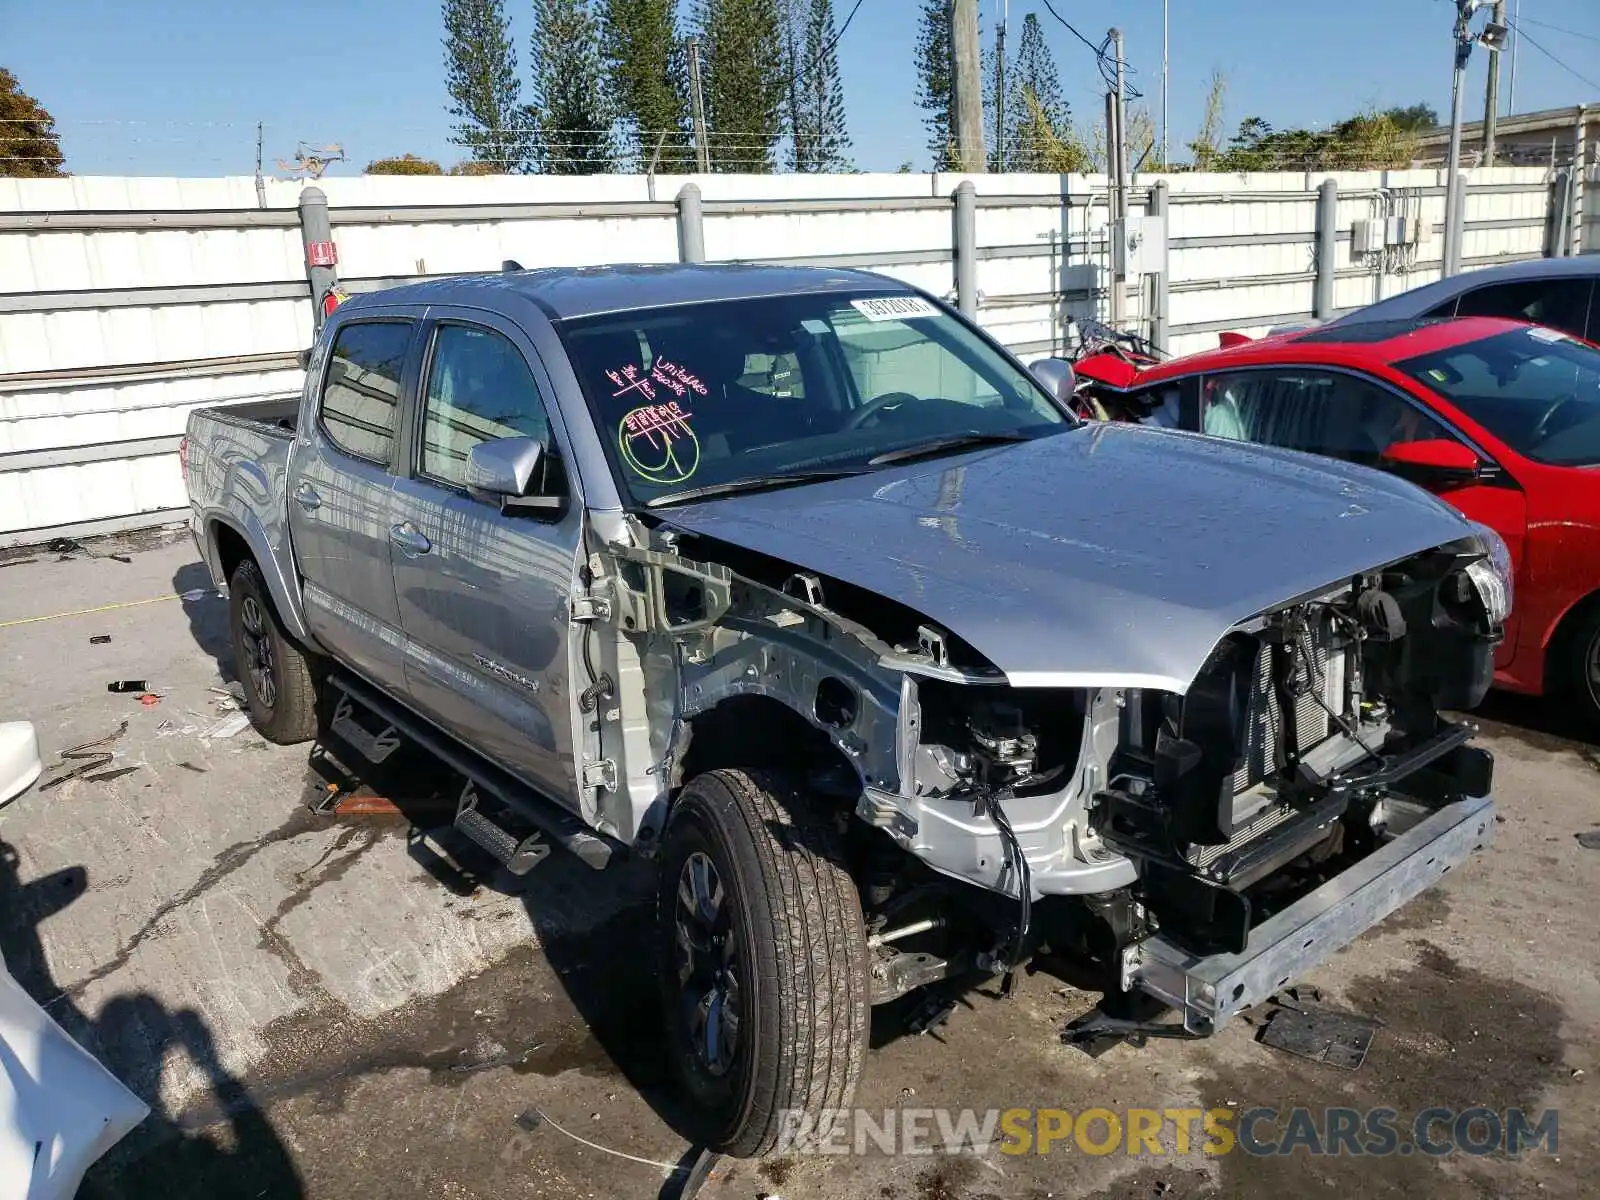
[
  {"xmin": 293, "ymin": 483, "xmax": 322, "ymax": 512},
  {"xmin": 389, "ymin": 522, "xmax": 432, "ymax": 556}
]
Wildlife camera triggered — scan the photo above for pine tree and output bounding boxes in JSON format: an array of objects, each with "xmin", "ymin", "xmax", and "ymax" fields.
[
  {"xmin": 0, "ymin": 69, "xmax": 65, "ymax": 178},
  {"xmin": 697, "ymin": 0, "xmax": 786, "ymax": 172},
  {"xmin": 600, "ymin": 0, "xmax": 691, "ymax": 169},
  {"xmin": 792, "ymin": 0, "xmax": 851, "ymax": 171},
  {"xmin": 1009, "ymin": 12, "xmax": 1068, "ymax": 171},
  {"xmin": 913, "ymin": 1, "xmax": 954, "ymax": 169},
  {"xmin": 530, "ymin": 0, "xmax": 616, "ymax": 173},
  {"xmin": 442, "ymin": 0, "xmax": 533, "ymax": 171}
]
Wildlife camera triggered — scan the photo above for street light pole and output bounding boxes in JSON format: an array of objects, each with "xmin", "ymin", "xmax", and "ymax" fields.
[{"xmin": 1443, "ymin": 0, "xmax": 1475, "ymax": 278}]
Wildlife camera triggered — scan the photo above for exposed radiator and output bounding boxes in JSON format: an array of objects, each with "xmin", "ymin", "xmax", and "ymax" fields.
[{"xmin": 1231, "ymin": 621, "xmax": 1346, "ymax": 795}]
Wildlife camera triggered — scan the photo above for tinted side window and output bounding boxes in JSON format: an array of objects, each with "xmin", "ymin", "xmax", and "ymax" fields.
[
  {"xmin": 1202, "ymin": 370, "xmax": 1448, "ymax": 467},
  {"xmin": 320, "ymin": 321, "xmax": 412, "ymax": 464},
  {"xmin": 421, "ymin": 324, "xmax": 554, "ymax": 490},
  {"xmin": 1455, "ymin": 278, "xmax": 1594, "ymax": 338}
]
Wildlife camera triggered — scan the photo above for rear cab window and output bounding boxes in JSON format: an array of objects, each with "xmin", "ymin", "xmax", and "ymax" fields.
[{"xmin": 319, "ymin": 320, "xmax": 414, "ymax": 465}]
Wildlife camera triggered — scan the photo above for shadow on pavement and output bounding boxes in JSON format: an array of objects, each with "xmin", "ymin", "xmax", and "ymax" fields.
[
  {"xmin": 172, "ymin": 561, "xmax": 235, "ymax": 682},
  {"xmin": 0, "ymin": 839, "xmax": 305, "ymax": 1199}
]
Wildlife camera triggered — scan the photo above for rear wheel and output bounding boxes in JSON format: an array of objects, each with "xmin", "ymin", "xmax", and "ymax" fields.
[
  {"xmin": 1562, "ymin": 604, "xmax": 1600, "ymax": 732},
  {"xmin": 658, "ymin": 768, "xmax": 869, "ymax": 1157},
  {"xmin": 229, "ymin": 559, "xmax": 319, "ymax": 744}
]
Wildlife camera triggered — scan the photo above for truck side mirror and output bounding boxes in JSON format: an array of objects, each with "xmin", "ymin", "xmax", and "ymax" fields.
[
  {"xmin": 1029, "ymin": 357, "xmax": 1077, "ymax": 403},
  {"xmin": 465, "ymin": 436, "xmax": 562, "ymax": 513}
]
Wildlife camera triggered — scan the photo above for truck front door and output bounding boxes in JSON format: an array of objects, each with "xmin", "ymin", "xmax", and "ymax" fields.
[
  {"xmin": 389, "ymin": 314, "xmax": 583, "ymax": 810},
  {"xmin": 289, "ymin": 316, "xmax": 418, "ymax": 695}
]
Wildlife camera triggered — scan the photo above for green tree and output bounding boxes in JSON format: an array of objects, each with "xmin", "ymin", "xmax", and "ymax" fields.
[
  {"xmin": 791, "ymin": 0, "xmax": 851, "ymax": 171},
  {"xmin": 697, "ymin": 0, "xmax": 786, "ymax": 172},
  {"xmin": 599, "ymin": 0, "xmax": 691, "ymax": 168},
  {"xmin": 0, "ymin": 68, "xmax": 65, "ymax": 177},
  {"xmin": 1384, "ymin": 103, "xmax": 1439, "ymax": 132},
  {"xmin": 914, "ymin": 0, "xmax": 954, "ymax": 169},
  {"xmin": 442, "ymin": 0, "xmax": 534, "ymax": 171},
  {"xmin": 365, "ymin": 153, "xmax": 446, "ymax": 175},
  {"xmin": 1016, "ymin": 88, "xmax": 1089, "ymax": 173},
  {"xmin": 1187, "ymin": 69, "xmax": 1227, "ymax": 170},
  {"xmin": 530, "ymin": 0, "xmax": 616, "ymax": 173},
  {"xmin": 1216, "ymin": 109, "xmax": 1413, "ymax": 172},
  {"xmin": 1007, "ymin": 13, "xmax": 1067, "ymax": 171}
]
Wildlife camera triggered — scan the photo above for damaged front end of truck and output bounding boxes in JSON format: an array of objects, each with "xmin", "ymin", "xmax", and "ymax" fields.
[{"xmin": 575, "ymin": 499, "xmax": 1504, "ymax": 1043}]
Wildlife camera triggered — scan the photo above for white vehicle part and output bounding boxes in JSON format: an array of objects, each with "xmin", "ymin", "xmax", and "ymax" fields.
[
  {"xmin": 0, "ymin": 954, "xmax": 148, "ymax": 1199},
  {"xmin": 0, "ymin": 724, "xmax": 41, "ymax": 808}
]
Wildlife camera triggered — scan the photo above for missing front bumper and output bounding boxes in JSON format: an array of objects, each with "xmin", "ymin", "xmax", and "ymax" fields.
[{"xmin": 1122, "ymin": 793, "xmax": 1495, "ymax": 1034}]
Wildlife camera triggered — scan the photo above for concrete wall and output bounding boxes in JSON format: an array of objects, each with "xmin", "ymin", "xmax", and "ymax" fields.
[{"xmin": 0, "ymin": 166, "xmax": 1559, "ymax": 544}]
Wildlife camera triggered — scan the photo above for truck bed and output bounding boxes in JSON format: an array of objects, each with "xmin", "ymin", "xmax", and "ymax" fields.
[{"xmin": 197, "ymin": 395, "xmax": 299, "ymax": 435}]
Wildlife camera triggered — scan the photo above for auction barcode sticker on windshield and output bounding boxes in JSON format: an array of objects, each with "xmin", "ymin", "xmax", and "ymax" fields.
[{"xmin": 850, "ymin": 296, "xmax": 940, "ymax": 322}]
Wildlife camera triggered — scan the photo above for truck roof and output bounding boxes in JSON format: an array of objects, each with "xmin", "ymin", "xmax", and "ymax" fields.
[{"xmin": 342, "ymin": 263, "xmax": 913, "ymax": 321}]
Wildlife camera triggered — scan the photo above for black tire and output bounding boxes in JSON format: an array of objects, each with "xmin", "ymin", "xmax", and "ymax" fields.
[
  {"xmin": 1560, "ymin": 603, "xmax": 1600, "ymax": 732},
  {"xmin": 657, "ymin": 768, "xmax": 869, "ymax": 1158},
  {"xmin": 228, "ymin": 558, "xmax": 319, "ymax": 744}
]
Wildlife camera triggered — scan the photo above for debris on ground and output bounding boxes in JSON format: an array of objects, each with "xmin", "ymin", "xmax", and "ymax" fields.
[
  {"xmin": 138, "ymin": 693, "xmax": 161, "ymax": 707},
  {"xmin": 89, "ymin": 634, "xmax": 112, "ymax": 645},
  {"xmin": 1258, "ymin": 1001, "xmax": 1379, "ymax": 1069},
  {"xmin": 179, "ymin": 587, "xmax": 218, "ymax": 602},
  {"xmin": 39, "ymin": 722, "xmax": 129, "ymax": 791},
  {"xmin": 209, "ymin": 684, "xmax": 247, "ymax": 712},
  {"xmin": 0, "ymin": 557, "xmax": 38, "ymax": 569},
  {"xmin": 1577, "ymin": 830, "xmax": 1600, "ymax": 850},
  {"xmin": 201, "ymin": 712, "xmax": 251, "ymax": 740},
  {"xmin": 47, "ymin": 536, "xmax": 131, "ymax": 563},
  {"xmin": 106, "ymin": 680, "xmax": 148, "ymax": 694}
]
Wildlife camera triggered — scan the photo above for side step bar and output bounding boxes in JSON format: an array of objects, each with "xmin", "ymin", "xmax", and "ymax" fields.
[
  {"xmin": 456, "ymin": 783, "xmax": 550, "ymax": 875},
  {"xmin": 327, "ymin": 673, "xmax": 617, "ymax": 871}
]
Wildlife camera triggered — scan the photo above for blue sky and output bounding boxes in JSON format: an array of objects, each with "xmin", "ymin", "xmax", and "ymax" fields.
[{"xmin": 4, "ymin": 0, "xmax": 1598, "ymax": 176}]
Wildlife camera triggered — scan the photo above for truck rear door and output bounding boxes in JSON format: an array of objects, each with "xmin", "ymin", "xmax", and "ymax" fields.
[
  {"xmin": 288, "ymin": 314, "xmax": 421, "ymax": 696},
  {"xmin": 387, "ymin": 310, "xmax": 585, "ymax": 810}
]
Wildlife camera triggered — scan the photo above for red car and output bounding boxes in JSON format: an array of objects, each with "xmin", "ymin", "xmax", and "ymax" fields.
[{"xmin": 1073, "ymin": 316, "xmax": 1600, "ymax": 726}]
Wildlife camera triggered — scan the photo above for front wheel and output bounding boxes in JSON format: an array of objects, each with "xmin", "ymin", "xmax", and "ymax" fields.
[
  {"xmin": 228, "ymin": 559, "xmax": 319, "ymax": 744},
  {"xmin": 658, "ymin": 769, "xmax": 869, "ymax": 1157}
]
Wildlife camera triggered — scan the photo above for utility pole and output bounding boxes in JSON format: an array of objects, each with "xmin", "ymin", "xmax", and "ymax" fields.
[
  {"xmin": 687, "ymin": 37, "xmax": 711, "ymax": 173},
  {"xmin": 1443, "ymin": 1, "xmax": 1474, "ymax": 277},
  {"xmin": 1483, "ymin": 0, "xmax": 1505, "ymax": 163},
  {"xmin": 994, "ymin": 6, "xmax": 1007, "ymax": 171},
  {"xmin": 1112, "ymin": 28, "xmax": 1128, "ymax": 222},
  {"xmin": 1508, "ymin": 0, "xmax": 1520, "ymax": 113},
  {"xmin": 951, "ymin": 0, "xmax": 987, "ymax": 172},
  {"xmin": 254, "ymin": 121, "xmax": 266, "ymax": 209},
  {"xmin": 1161, "ymin": 0, "xmax": 1169, "ymax": 168}
]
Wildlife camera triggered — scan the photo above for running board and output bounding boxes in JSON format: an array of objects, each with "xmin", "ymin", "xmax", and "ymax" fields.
[
  {"xmin": 329, "ymin": 691, "xmax": 402, "ymax": 764},
  {"xmin": 326, "ymin": 673, "xmax": 618, "ymax": 871},
  {"xmin": 455, "ymin": 783, "xmax": 550, "ymax": 875}
]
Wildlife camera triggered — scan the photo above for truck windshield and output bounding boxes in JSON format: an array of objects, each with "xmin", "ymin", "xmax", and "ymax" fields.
[
  {"xmin": 1396, "ymin": 325, "xmax": 1600, "ymax": 467},
  {"xmin": 556, "ymin": 292, "xmax": 1070, "ymax": 506}
]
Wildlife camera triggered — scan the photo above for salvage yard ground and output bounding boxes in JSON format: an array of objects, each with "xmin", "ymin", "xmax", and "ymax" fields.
[{"xmin": 0, "ymin": 528, "xmax": 1597, "ymax": 1199}]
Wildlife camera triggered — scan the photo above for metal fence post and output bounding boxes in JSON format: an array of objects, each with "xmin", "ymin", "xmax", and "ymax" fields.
[
  {"xmin": 1148, "ymin": 179, "xmax": 1170, "ymax": 354},
  {"xmin": 676, "ymin": 183, "xmax": 706, "ymax": 264},
  {"xmin": 1313, "ymin": 178, "xmax": 1339, "ymax": 321},
  {"xmin": 297, "ymin": 186, "xmax": 339, "ymax": 332},
  {"xmin": 1446, "ymin": 171, "xmax": 1468, "ymax": 275},
  {"xmin": 953, "ymin": 180, "xmax": 977, "ymax": 318}
]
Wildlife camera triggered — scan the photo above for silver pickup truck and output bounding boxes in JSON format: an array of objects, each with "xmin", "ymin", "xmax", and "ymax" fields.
[{"xmin": 184, "ymin": 264, "xmax": 1504, "ymax": 1156}]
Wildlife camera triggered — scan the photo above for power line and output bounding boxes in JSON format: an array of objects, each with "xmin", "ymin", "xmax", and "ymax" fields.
[
  {"xmin": 1515, "ymin": 13, "xmax": 1600, "ymax": 45},
  {"xmin": 1505, "ymin": 19, "xmax": 1600, "ymax": 93},
  {"xmin": 1038, "ymin": 0, "xmax": 1142, "ymax": 99}
]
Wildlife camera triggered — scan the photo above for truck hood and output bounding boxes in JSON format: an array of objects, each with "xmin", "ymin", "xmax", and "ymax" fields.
[{"xmin": 660, "ymin": 422, "xmax": 1479, "ymax": 692}]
